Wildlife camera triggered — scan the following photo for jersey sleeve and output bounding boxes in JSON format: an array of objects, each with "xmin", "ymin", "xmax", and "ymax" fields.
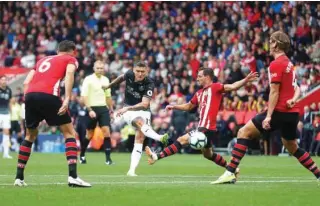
[
  {"xmin": 212, "ymin": 83, "xmax": 224, "ymax": 93},
  {"xmin": 269, "ymin": 62, "xmax": 282, "ymax": 83},
  {"xmin": 190, "ymin": 92, "xmax": 199, "ymax": 106},
  {"xmin": 143, "ymin": 81, "xmax": 155, "ymax": 99},
  {"xmin": 81, "ymin": 77, "xmax": 89, "ymax": 97},
  {"xmin": 67, "ymin": 57, "xmax": 79, "ymax": 70},
  {"xmin": 104, "ymin": 77, "xmax": 112, "ymax": 98},
  {"xmin": 8, "ymin": 88, "xmax": 12, "ymax": 99}
]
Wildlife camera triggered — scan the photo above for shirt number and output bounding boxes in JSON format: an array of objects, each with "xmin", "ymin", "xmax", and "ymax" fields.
[{"xmin": 38, "ymin": 57, "xmax": 53, "ymax": 73}]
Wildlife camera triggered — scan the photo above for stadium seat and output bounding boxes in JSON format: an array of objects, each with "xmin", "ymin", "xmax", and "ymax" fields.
[
  {"xmin": 235, "ymin": 111, "xmax": 246, "ymax": 125},
  {"xmin": 244, "ymin": 111, "xmax": 257, "ymax": 123}
]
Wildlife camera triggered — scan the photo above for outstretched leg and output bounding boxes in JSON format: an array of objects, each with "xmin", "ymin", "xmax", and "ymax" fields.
[
  {"xmin": 145, "ymin": 133, "xmax": 189, "ymax": 165},
  {"xmin": 133, "ymin": 117, "xmax": 168, "ymax": 146}
]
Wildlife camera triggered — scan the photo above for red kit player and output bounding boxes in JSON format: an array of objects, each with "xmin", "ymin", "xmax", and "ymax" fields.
[
  {"xmin": 145, "ymin": 67, "xmax": 257, "ymax": 175},
  {"xmin": 212, "ymin": 31, "xmax": 320, "ymax": 184},
  {"xmin": 14, "ymin": 40, "xmax": 91, "ymax": 187}
]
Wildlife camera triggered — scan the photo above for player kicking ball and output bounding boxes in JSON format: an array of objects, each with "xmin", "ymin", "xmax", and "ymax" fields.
[
  {"xmin": 211, "ymin": 31, "xmax": 320, "ymax": 185},
  {"xmin": 146, "ymin": 68, "xmax": 258, "ymax": 179},
  {"xmin": 14, "ymin": 40, "xmax": 91, "ymax": 187},
  {"xmin": 102, "ymin": 61, "xmax": 168, "ymax": 176}
]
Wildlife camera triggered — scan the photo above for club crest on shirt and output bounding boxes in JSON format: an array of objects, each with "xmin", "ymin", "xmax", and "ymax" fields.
[{"xmin": 139, "ymin": 85, "xmax": 145, "ymax": 91}]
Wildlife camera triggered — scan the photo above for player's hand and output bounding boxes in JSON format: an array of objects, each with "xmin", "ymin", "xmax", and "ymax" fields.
[
  {"xmin": 102, "ymin": 84, "xmax": 109, "ymax": 90},
  {"xmin": 109, "ymin": 110, "xmax": 114, "ymax": 123},
  {"xmin": 89, "ymin": 110, "xmax": 96, "ymax": 119},
  {"xmin": 245, "ymin": 72, "xmax": 259, "ymax": 83},
  {"xmin": 286, "ymin": 99, "xmax": 296, "ymax": 109},
  {"xmin": 57, "ymin": 101, "xmax": 69, "ymax": 116},
  {"xmin": 116, "ymin": 107, "xmax": 128, "ymax": 117},
  {"xmin": 165, "ymin": 105, "xmax": 174, "ymax": 111},
  {"xmin": 262, "ymin": 116, "xmax": 272, "ymax": 130}
]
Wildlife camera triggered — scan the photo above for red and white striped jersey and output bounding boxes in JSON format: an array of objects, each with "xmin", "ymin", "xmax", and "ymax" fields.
[
  {"xmin": 27, "ymin": 54, "xmax": 78, "ymax": 96},
  {"xmin": 190, "ymin": 83, "xmax": 224, "ymax": 130}
]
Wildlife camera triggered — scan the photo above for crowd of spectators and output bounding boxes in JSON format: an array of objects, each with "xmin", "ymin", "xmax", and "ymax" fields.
[{"xmin": 1, "ymin": 2, "xmax": 320, "ymax": 153}]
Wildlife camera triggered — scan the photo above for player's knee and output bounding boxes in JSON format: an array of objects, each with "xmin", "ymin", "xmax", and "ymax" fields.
[
  {"xmin": 132, "ymin": 118, "xmax": 144, "ymax": 129},
  {"xmin": 237, "ymin": 127, "xmax": 252, "ymax": 139},
  {"xmin": 101, "ymin": 127, "xmax": 110, "ymax": 137},
  {"xmin": 202, "ymin": 149, "xmax": 212, "ymax": 159},
  {"xmin": 3, "ymin": 129, "xmax": 10, "ymax": 135},
  {"xmin": 283, "ymin": 140, "xmax": 298, "ymax": 154},
  {"xmin": 135, "ymin": 136, "xmax": 144, "ymax": 143},
  {"xmin": 237, "ymin": 127, "xmax": 246, "ymax": 138},
  {"xmin": 25, "ymin": 129, "xmax": 38, "ymax": 142}
]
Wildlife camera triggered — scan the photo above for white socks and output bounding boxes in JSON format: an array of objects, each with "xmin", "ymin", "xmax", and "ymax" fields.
[
  {"xmin": 2, "ymin": 134, "xmax": 10, "ymax": 157},
  {"xmin": 128, "ymin": 143, "xmax": 143, "ymax": 174},
  {"xmin": 140, "ymin": 124, "xmax": 161, "ymax": 141}
]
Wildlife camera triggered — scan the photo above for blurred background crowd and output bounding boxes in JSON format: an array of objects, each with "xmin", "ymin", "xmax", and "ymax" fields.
[{"xmin": 0, "ymin": 1, "xmax": 319, "ymax": 155}]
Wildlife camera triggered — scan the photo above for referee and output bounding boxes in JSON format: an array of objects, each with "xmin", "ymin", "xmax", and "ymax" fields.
[{"xmin": 80, "ymin": 60, "xmax": 113, "ymax": 165}]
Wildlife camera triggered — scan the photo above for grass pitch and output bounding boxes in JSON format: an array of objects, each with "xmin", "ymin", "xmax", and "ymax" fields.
[{"xmin": 0, "ymin": 153, "xmax": 319, "ymax": 206}]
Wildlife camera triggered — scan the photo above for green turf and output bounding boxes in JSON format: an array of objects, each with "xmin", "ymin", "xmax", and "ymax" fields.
[{"xmin": 0, "ymin": 153, "xmax": 319, "ymax": 206}]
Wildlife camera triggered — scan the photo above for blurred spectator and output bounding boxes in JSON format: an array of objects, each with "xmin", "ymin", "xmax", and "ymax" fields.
[{"xmin": 0, "ymin": 2, "xmax": 319, "ymax": 151}]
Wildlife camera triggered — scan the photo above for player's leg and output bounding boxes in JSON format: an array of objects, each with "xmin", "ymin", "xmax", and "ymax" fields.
[
  {"xmin": 200, "ymin": 129, "xmax": 227, "ymax": 168},
  {"xmin": 127, "ymin": 130, "xmax": 145, "ymax": 176},
  {"xmin": 80, "ymin": 115, "xmax": 97, "ymax": 163},
  {"xmin": 131, "ymin": 112, "xmax": 169, "ymax": 145},
  {"xmin": 202, "ymin": 148, "xmax": 227, "ymax": 168},
  {"xmin": 98, "ymin": 108, "xmax": 113, "ymax": 165},
  {"xmin": 101, "ymin": 126, "xmax": 113, "ymax": 164},
  {"xmin": 80, "ymin": 129, "xmax": 93, "ymax": 163},
  {"xmin": 14, "ymin": 93, "xmax": 41, "ymax": 186},
  {"xmin": 16, "ymin": 121, "xmax": 23, "ymax": 145},
  {"xmin": 2, "ymin": 114, "xmax": 12, "ymax": 159},
  {"xmin": 77, "ymin": 122, "xmax": 88, "ymax": 163},
  {"xmin": 211, "ymin": 119, "xmax": 261, "ymax": 184},
  {"xmin": 59, "ymin": 123, "xmax": 91, "ymax": 187},
  {"xmin": 14, "ymin": 128, "xmax": 38, "ymax": 186},
  {"xmin": 281, "ymin": 114, "xmax": 320, "ymax": 180},
  {"xmin": 145, "ymin": 133, "xmax": 188, "ymax": 165}
]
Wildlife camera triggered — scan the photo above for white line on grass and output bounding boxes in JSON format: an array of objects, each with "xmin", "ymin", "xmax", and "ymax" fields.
[
  {"xmin": 0, "ymin": 174, "xmax": 314, "ymax": 179},
  {"xmin": 0, "ymin": 180, "xmax": 316, "ymax": 186}
]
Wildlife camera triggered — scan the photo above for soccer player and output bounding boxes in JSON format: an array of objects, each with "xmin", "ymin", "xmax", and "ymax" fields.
[
  {"xmin": 211, "ymin": 31, "xmax": 320, "ymax": 184},
  {"xmin": 80, "ymin": 60, "xmax": 114, "ymax": 165},
  {"xmin": 10, "ymin": 96, "xmax": 23, "ymax": 145},
  {"xmin": 103, "ymin": 61, "xmax": 168, "ymax": 176},
  {"xmin": 145, "ymin": 68, "xmax": 258, "ymax": 174},
  {"xmin": 0, "ymin": 76, "xmax": 13, "ymax": 159},
  {"xmin": 14, "ymin": 40, "xmax": 91, "ymax": 187}
]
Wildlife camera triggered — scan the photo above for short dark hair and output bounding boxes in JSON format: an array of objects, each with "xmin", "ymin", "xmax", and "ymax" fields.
[
  {"xmin": 58, "ymin": 40, "xmax": 76, "ymax": 52},
  {"xmin": 199, "ymin": 67, "xmax": 214, "ymax": 81},
  {"xmin": 134, "ymin": 61, "xmax": 148, "ymax": 68}
]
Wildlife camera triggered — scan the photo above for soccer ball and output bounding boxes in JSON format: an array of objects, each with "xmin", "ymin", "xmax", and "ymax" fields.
[{"xmin": 189, "ymin": 131, "xmax": 207, "ymax": 150}]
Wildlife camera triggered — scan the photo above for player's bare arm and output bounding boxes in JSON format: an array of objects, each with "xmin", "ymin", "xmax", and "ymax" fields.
[
  {"xmin": 287, "ymin": 85, "xmax": 301, "ymax": 109},
  {"xmin": 262, "ymin": 83, "xmax": 280, "ymax": 130},
  {"xmin": 223, "ymin": 72, "xmax": 258, "ymax": 92},
  {"xmin": 23, "ymin": 70, "xmax": 35, "ymax": 94},
  {"xmin": 166, "ymin": 102, "xmax": 196, "ymax": 111},
  {"xmin": 102, "ymin": 74, "xmax": 125, "ymax": 90},
  {"xmin": 117, "ymin": 96, "xmax": 150, "ymax": 117},
  {"xmin": 58, "ymin": 64, "xmax": 76, "ymax": 115}
]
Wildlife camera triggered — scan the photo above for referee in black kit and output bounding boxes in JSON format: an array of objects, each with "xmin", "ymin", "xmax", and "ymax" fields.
[{"xmin": 80, "ymin": 60, "xmax": 114, "ymax": 165}]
